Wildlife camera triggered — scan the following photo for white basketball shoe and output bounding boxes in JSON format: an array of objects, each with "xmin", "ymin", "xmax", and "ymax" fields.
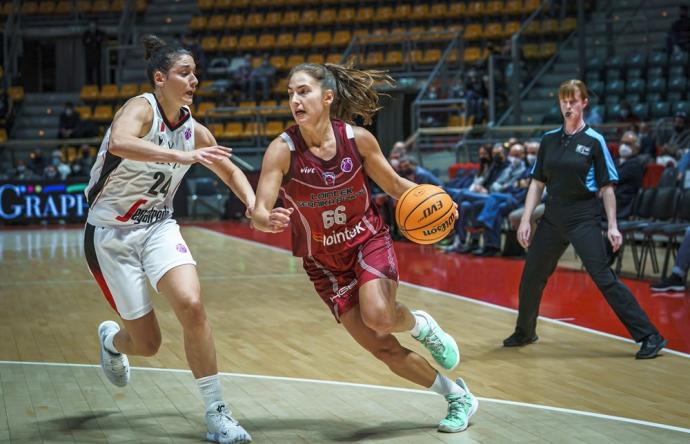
[
  {"xmin": 98, "ymin": 320, "xmax": 130, "ymax": 387},
  {"xmin": 205, "ymin": 401, "xmax": 252, "ymax": 443}
]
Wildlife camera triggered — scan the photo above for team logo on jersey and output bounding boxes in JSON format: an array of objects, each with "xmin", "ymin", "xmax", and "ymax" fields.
[
  {"xmin": 176, "ymin": 243, "xmax": 188, "ymax": 253},
  {"xmin": 184, "ymin": 128, "xmax": 192, "ymax": 140},
  {"xmin": 341, "ymin": 157, "xmax": 353, "ymax": 173},
  {"xmin": 575, "ymin": 144, "xmax": 591, "ymax": 156},
  {"xmin": 322, "ymin": 171, "xmax": 336, "ymax": 185}
]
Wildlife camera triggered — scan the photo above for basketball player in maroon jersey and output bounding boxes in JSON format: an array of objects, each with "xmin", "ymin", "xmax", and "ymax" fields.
[{"xmin": 251, "ymin": 63, "xmax": 478, "ymax": 433}]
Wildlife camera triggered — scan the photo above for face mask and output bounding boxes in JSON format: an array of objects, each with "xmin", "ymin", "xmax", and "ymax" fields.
[
  {"xmin": 526, "ymin": 154, "xmax": 537, "ymax": 165},
  {"xmin": 619, "ymin": 144, "xmax": 633, "ymax": 158},
  {"xmin": 507, "ymin": 155, "xmax": 521, "ymax": 167},
  {"xmin": 52, "ymin": 158, "xmax": 61, "ymax": 166}
]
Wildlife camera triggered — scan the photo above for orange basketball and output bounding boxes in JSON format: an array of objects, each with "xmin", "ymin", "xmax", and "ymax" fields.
[{"xmin": 395, "ymin": 184, "xmax": 456, "ymax": 245}]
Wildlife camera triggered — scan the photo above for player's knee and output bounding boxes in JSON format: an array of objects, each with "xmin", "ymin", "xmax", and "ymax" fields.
[
  {"xmin": 136, "ymin": 336, "xmax": 161, "ymax": 356},
  {"xmin": 361, "ymin": 310, "xmax": 396, "ymax": 334},
  {"xmin": 176, "ymin": 294, "xmax": 207, "ymax": 328}
]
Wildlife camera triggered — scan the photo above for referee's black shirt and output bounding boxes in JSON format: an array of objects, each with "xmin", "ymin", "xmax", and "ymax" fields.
[{"xmin": 531, "ymin": 125, "xmax": 619, "ymax": 201}]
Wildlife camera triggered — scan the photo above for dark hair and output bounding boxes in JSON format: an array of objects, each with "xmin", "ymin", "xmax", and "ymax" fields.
[
  {"xmin": 142, "ymin": 34, "xmax": 192, "ymax": 87},
  {"xmin": 288, "ymin": 61, "xmax": 394, "ymax": 125}
]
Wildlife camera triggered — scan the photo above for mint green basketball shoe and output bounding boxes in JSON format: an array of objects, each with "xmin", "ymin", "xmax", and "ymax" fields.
[
  {"xmin": 438, "ymin": 377, "xmax": 479, "ymax": 433},
  {"xmin": 411, "ymin": 310, "xmax": 460, "ymax": 370}
]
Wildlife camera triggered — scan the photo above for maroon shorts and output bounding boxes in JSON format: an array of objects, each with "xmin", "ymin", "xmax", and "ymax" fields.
[{"xmin": 302, "ymin": 227, "xmax": 399, "ymax": 322}]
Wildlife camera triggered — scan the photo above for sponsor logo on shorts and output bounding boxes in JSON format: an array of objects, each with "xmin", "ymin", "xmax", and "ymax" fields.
[{"xmin": 312, "ymin": 221, "xmax": 365, "ymax": 246}]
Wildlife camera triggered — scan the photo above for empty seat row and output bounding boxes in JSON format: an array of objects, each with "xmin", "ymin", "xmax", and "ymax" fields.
[
  {"xmin": 80, "ymin": 83, "xmax": 153, "ymax": 102},
  {"xmin": 196, "ymin": 0, "xmax": 543, "ymax": 18},
  {"xmin": 4, "ymin": 0, "xmax": 146, "ymax": 16}
]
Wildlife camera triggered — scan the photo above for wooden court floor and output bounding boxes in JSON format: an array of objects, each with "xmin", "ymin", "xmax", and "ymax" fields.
[{"xmin": 0, "ymin": 226, "xmax": 689, "ymax": 443}]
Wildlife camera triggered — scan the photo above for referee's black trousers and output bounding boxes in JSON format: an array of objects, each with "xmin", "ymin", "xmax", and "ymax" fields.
[{"xmin": 515, "ymin": 197, "xmax": 658, "ymax": 342}]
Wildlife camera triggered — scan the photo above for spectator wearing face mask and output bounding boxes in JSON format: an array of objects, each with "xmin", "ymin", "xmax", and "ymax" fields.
[
  {"xmin": 615, "ymin": 131, "xmax": 645, "ymax": 220},
  {"xmin": 50, "ymin": 150, "xmax": 72, "ymax": 180},
  {"xmin": 13, "ymin": 160, "xmax": 39, "ymax": 180},
  {"xmin": 446, "ymin": 144, "xmax": 524, "ymax": 254},
  {"xmin": 397, "ymin": 156, "xmax": 443, "ymax": 186},
  {"xmin": 659, "ymin": 112, "xmax": 690, "ymax": 163}
]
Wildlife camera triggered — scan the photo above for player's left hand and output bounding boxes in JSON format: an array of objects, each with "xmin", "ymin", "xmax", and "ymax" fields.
[
  {"xmin": 608, "ymin": 226, "xmax": 622, "ymax": 252},
  {"xmin": 452, "ymin": 201, "xmax": 459, "ymax": 219}
]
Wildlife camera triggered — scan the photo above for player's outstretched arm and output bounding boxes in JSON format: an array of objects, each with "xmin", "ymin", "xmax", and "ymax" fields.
[
  {"xmin": 252, "ymin": 137, "xmax": 293, "ymax": 233},
  {"xmin": 108, "ymin": 97, "xmax": 231, "ymax": 166},
  {"xmin": 194, "ymin": 121, "xmax": 255, "ymax": 212},
  {"xmin": 354, "ymin": 126, "xmax": 416, "ymax": 199}
]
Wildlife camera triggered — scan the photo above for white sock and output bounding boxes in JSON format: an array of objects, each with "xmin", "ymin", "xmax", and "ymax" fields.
[
  {"xmin": 430, "ymin": 372, "xmax": 466, "ymax": 397},
  {"xmin": 104, "ymin": 332, "xmax": 120, "ymax": 355},
  {"xmin": 197, "ymin": 374, "xmax": 224, "ymax": 411},
  {"xmin": 409, "ymin": 312, "xmax": 428, "ymax": 337}
]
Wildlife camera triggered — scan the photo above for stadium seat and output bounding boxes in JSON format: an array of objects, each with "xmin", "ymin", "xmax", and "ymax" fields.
[
  {"xmin": 198, "ymin": 0, "xmax": 214, "ymax": 10},
  {"xmin": 355, "ymin": 6, "xmax": 374, "ymax": 24},
  {"xmin": 561, "ymin": 17, "xmax": 577, "ymax": 33},
  {"xmin": 243, "ymin": 122, "xmax": 261, "ymax": 137},
  {"xmin": 265, "ymin": 121, "xmax": 284, "ymax": 137},
  {"xmin": 21, "ymin": 2, "xmax": 39, "ymax": 14},
  {"xmin": 0, "ymin": 128, "xmax": 7, "ymax": 144},
  {"xmin": 670, "ymin": 51, "xmax": 689, "ymax": 66},
  {"xmin": 647, "ymin": 77, "xmax": 666, "ymax": 94},
  {"xmin": 648, "ymin": 52, "xmax": 667, "ymax": 67},
  {"xmin": 627, "ymin": 68, "xmax": 643, "ymax": 80},
  {"xmin": 218, "ymin": 35, "xmax": 237, "ymax": 52},
  {"xmin": 139, "ymin": 83, "xmax": 153, "ymax": 94},
  {"xmin": 393, "ymin": 4, "xmax": 412, "ymax": 20},
  {"xmin": 227, "ymin": 14, "xmax": 244, "ymax": 29},
  {"xmin": 633, "ymin": 103, "xmax": 649, "ymax": 120},
  {"xmin": 326, "ymin": 53, "xmax": 342, "ymax": 64},
  {"xmin": 294, "ymin": 32, "xmax": 313, "ymax": 48},
  {"xmin": 673, "ymin": 101, "xmax": 690, "ymax": 116},
  {"xmin": 464, "ymin": 24, "xmax": 483, "ymax": 40},
  {"xmin": 93, "ymin": 105, "xmax": 113, "ymax": 121},
  {"xmin": 626, "ymin": 79, "xmax": 645, "ymax": 94},
  {"xmin": 385, "ymin": 50, "xmax": 403, "ymax": 65},
  {"xmin": 207, "ymin": 14, "xmax": 225, "ymax": 31},
  {"xmin": 100, "ymin": 84, "xmax": 119, "ymax": 101},
  {"xmin": 75, "ymin": 106, "xmax": 92, "ymax": 120},
  {"xmin": 264, "ymin": 11, "xmax": 281, "ymax": 27},
  {"xmin": 275, "ymin": 33, "xmax": 294, "ymax": 49},
  {"xmin": 80, "ymin": 85, "xmax": 99, "ymax": 102},
  {"xmin": 429, "ymin": 3, "xmax": 447, "ymax": 19},
  {"xmin": 76, "ymin": 1, "xmax": 91, "ymax": 13},
  {"xmin": 206, "ymin": 123, "xmax": 224, "ymax": 139},
  {"xmin": 92, "ymin": 0, "xmax": 109, "ymax": 13},
  {"xmin": 307, "ymin": 53, "xmax": 325, "ymax": 65},
  {"xmin": 319, "ymin": 8, "xmax": 336, "ymax": 25},
  {"xmin": 466, "ymin": 1, "xmax": 483, "ymax": 17},
  {"xmin": 301, "ymin": 9, "xmax": 318, "ymax": 26},
  {"xmin": 607, "ymin": 80, "xmax": 624, "ymax": 95},
  {"xmin": 363, "ymin": 51, "xmax": 385, "ymax": 67},
  {"xmin": 38, "ymin": 1, "xmax": 56, "ymax": 14},
  {"xmin": 237, "ymin": 35, "xmax": 257, "ymax": 51},
  {"xmin": 282, "ymin": 10, "xmax": 300, "ymax": 26},
  {"xmin": 223, "ymin": 122, "xmax": 243, "ymax": 139},
  {"xmin": 668, "ymin": 76, "xmax": 687, "ymax": 92},
  {"xmin": 650, "ymin": 101, "xmax": 670, "ymax": 118},
  {"xmin": 504, "ymin": 0, "xmax": 521, "ymax": 15},
  {"xmin": 627, "ymin": 52, "xmax": 646, "ymax": 68},
  {"xmin": 412, "ymin": 4, "xmax": 430, "ymax": 20},
  {"xmin": 539, "ymin": 42, "xmax": 557, "ymax": 58},
  {"xmin": 287, "ymin": 54, "xmax": 305, "ymax": 68},
  {"xmin": 189, "ymin": 16, "xmax": 207, "ymax": 31},
  {"xmin": 245, "ymin": 12, "xmax": 263, "ymax": 28},
  {"xmin": 197, "ymin": 102, "xmax": 215, "ymax": 117},
  {"xmin": 447, "ymin": 2, "xmax": 466, "ymax": 17}
]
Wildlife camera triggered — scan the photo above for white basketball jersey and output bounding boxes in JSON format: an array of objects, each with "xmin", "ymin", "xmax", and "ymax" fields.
[{"xmin": 85, "ymin": 93, "xmax": 195, "ymax": 227}]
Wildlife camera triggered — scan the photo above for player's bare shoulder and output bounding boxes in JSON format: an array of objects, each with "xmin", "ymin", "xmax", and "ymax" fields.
[{"xmin": 112, "ymin": 96, "xmax": 154, "ymax": 137}]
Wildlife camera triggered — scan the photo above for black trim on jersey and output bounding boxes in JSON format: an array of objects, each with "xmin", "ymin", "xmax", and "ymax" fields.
[
  {"xmin": 87, "ymin": 151, "xmax": 123, "ymax": 205},
  {"xmin": 154, "ymin": 95, "xmax": 191, "ymax": 131}
]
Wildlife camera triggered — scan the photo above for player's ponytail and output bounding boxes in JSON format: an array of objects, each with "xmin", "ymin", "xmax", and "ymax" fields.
[
  {"xmin": 288, "ymin": 62, "xmax": 394, "ymax": 125},
  {"xmin": 142, "ymin": 34, "xmax": 192, "ymax": 87}
]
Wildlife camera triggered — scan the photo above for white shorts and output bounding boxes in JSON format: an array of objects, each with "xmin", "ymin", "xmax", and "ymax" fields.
[{"xmin": 84, "ymin": 218, "xmax": 196, "ymax": 320}]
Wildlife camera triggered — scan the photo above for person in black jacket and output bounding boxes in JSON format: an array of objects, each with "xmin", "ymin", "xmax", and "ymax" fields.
[
  {"xmin": 503, "ymin": 80, "xmax": 666, "ymax": 359},
  {"xmin": 614, "ymin": 130, "xmax": 645, "ymax": 220}
]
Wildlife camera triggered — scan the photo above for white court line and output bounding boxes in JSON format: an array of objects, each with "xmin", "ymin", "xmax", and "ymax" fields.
[
  {"xmin": 1, "ymin": 359, "xmax": 688, "ymax": 435},
  {"xmin": 195, "ymin": 226, "xmax": 690, "ymax": 359}
]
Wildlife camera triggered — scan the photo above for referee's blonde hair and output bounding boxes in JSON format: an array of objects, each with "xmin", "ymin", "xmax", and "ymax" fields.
[{"xmin": 558, "ymin": 79, "xmax": 589, "ymax": 102}]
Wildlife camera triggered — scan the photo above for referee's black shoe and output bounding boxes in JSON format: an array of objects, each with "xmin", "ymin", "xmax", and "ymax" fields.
[
  {"xmin": 635, "ymin": 333, "xmax": 667, "ymax": 359},
  {"xmin": 503, "ymin": 331, "xmax": 539, "ymax": 347}
]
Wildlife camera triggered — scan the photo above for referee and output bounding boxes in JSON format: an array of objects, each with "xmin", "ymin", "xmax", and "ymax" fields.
[{"xmin": 503, "ymin": 80, "xmax": 666, "ymax": 359}]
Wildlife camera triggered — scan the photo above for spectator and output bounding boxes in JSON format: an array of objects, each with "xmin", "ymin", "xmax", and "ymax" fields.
[
  {"xmin": 42, "ymin": 164, "xmax": 59, "ymax": 180},
  {"xmin": 229, "ymin": 54, "xmax": 252, "ymax": 99},
  {"xmin": 650, "ymin": 228, "xmax": 690, "ymax": 293},
  {"xmin": 474, "ymin": 141, "xmax": 538, "ymax": 256},
  {"xmin": 13, "ymin": 160, "xmax": 38, "ymax": 180},
  {"xmin": 78, "ymin": 144, "xmax": 97, "ymax": 171},
  {"xmin": 616, "ymin": 101, "xmax": 640, "ymax": 127},
  {"xmin": 666, "ymin": 112, "xmax": 690, "ymax": 154},
  {"xmin": 398, "ymin": 156, "xmax": 443, "ymax": 186},
  {"xmin": 69, "ymin": 161, "xmax": 86, "ymax": 178},
  {"xmin": 50, "ymin": 150, "xmax": 72, "ymax": 180},
  {"xmin": 667, "ymin": 5, "xmax": 690, "ymax": 54},
  {"xmin": 678, "ymin": 148, "xmax": 690, "ymax": 187},
  {"xmin": 83, "ymin": 21, "xmax": 106, "ymax": 86},
  {"xmin": 584, "ymin": 105, "xmax": 603, "ymax": 126},
  {"xmin": 614, "ymin": 131, "xmax": 645, "ymax": 219},
  {"xmin": 637, "ymin": 122, "xmax": 656, "ymax": 163},
  {"xmin": 58, "ymin": 102, "xmax": 81, "ymax": 139},
  {"xmin": 28, "ymin": 149, "xmax": 46, "ymax": 175},
  {"xmin": 249, "ymin": 54, "xmax": 276, "ymax": 101}
]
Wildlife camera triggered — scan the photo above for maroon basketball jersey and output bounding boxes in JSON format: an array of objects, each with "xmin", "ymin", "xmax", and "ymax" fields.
[{"xmin": 279, "ymin": 119, "xmax": 384, "ymax": 257}]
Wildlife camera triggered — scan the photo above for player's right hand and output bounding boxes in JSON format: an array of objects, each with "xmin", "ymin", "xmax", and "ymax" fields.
[
  {"xmin": 181, "ymin": 146, "xmax": 232, "ymax": 165},
  {"xmin": 268, "ymin": 207, "xmax": 294, "ymax": 232}
]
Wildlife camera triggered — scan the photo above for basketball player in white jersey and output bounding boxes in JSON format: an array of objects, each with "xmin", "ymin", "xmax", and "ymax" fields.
[{"xmin": 83, "ymin": 35, "xmax": 253, "ymax": 443}]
